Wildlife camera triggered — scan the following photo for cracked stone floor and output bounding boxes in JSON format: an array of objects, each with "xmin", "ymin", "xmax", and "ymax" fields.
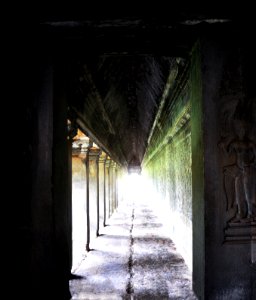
[{"xmin": 69, "ymin": 195, "xmax": 197, "ymax": 299}]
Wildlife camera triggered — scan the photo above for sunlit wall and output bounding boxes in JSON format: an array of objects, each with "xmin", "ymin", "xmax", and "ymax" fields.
[
  {"xmin": 143, "ymin": 123, "xmax": 192, "ymax": 270},
  {"xmin": 142, "ymin": 63, "xmax": 192, "ymax": 270}
]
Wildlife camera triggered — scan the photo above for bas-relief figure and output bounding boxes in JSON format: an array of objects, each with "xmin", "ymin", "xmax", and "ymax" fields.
[
  {"xmin": 218, "ymin": 89, "xmax": 256, "ymax": 244},
  {"xmin": 215, "ymin": 43, "xmax": 256, "ymax": 243},
  {"xmin": 219, "ymin": 120, "xmax": 256, "ymax": 223}
]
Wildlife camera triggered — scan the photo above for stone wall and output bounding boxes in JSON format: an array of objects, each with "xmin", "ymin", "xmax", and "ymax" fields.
[
  {"xmin": 143, "ymin": 62, "xmax": 193, "ymax": 270},
  {"xmin": 145, "ymin": 37, "xmax": 256, "ymax": 299}
]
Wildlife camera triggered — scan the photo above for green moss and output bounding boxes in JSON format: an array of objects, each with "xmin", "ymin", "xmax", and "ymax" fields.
[{"xmin": 143, "ymin": 58, "xmax": 192, "ymax": 220}]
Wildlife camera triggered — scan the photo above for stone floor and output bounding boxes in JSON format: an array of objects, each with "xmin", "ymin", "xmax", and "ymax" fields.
[{"xmin": 69, "ymin": 198, "xmax": 197, "ymax": 299}]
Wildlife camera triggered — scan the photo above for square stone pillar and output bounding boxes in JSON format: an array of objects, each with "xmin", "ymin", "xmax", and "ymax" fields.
[
  {"xmin": 105, "ymin": 157, "xmax": 112, "ymax": 220},
  {"xmin": 99, "ymin": 152, "xmax": 107, "ymax": 227},
  {"xmin": 110, "ymin": 161, "xmax": 117, "ymax": 214},
  {"xmin": 85, "ymin": 140, "xmax": 93, "ymax": 251},
  {"xmin": 24, "ymin": 57, "xmax": 72, "ymax": 299},
  {"xmin": 88, "ymin": 146, "xmax": 102, "ymax": 237},
  {"xmin": 115, "ymin": 166, "xmax": 120, "ymax": 209},
  {"xmin": 191, "ymin": 37, "xmax": 256, "ymax": 299}
]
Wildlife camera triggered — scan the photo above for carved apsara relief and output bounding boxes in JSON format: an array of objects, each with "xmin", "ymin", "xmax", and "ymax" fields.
[{"xmin": 218, "ymin": 98, "xmax": 256, "ymax": 243}]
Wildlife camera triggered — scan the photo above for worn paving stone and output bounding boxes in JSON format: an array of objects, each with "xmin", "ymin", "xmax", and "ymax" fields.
[{"xmin": 70, "ymin": 199, "xmax": 197, "ymax": 299}]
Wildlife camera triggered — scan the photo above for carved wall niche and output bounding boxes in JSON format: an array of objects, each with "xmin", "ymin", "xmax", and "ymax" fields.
[{"xmin": 218, "ymin": 95, "xmax": 256, "ymax": 243}]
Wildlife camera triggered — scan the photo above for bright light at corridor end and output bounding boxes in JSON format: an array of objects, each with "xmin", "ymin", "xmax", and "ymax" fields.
[
  {"xmin": 119, "ymin": 171, "xmax": 156, "ymax": 203},
  {"xmin": 119, "ymin": 163, "xmax": 158, "ymax": 205}
]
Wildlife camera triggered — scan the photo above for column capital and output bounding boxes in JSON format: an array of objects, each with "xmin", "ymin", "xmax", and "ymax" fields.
[
  {"xmin": 88, "ymin": 145, "xmax": 101, "ymax": 161},
  {"xmin": 110, "ymin": 160, "xmax": 117, "ymax": 169},
  {"xmin": 72, "ymin": 131, "xmax": 92, "ymax": 160},
  {"xmin": 105, "ymin": 156, "xmax": 112, "ymax": 167},
  {"xmin": 99, "ymin": 151, "xmax": 107, "ymax": 163}
]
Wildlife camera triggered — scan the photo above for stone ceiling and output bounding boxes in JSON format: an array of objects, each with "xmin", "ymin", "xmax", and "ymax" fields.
[{"xmin": 38, "ymin": 12, "xmax": 248, "ymax": 168}]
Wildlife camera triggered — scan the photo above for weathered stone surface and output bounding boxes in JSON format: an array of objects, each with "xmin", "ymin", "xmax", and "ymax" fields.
[
  {"xmin": 70, "ymin": 195, "xmax": 196, "ymax": 299},
  {"xmin": 143, "ymin": 61, "xmax": 192, "ymax": 271},
  {"xmin": 191, "ymin": 37, "xmax": 256, "ymax": 299}
]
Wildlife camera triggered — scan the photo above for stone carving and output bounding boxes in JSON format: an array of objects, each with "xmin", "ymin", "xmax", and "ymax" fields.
[
  {"xmin": 217, "ymin": 53, "xmax": 256, "ymax": 245},
  {"xmin": 219, "ymin": 114, "xmax": 256, "ymax": 243},
  {"xmin": 219, "ymin": 120, "xmax": 256, "ymax": 223}
]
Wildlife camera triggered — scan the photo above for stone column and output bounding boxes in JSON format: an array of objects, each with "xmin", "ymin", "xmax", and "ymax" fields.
[
  {"xmin": 85, "ymin": 140, "xmax": 93, "ymax": 251},
  {"xmin": 88, "ymin": 146, "xmax": 101, "ymax": 240},
  {"xmin": 109, "ymin": 160, "xmax": 114, "ymax": 216},
  {"xmin": 29, "ymin": 60, "xmax": 56, "ymax": 299},
  {"xmin": 110, "ymin": 161, "xmax": 116, "ymax": 215},
  {"xmin": 115, "ymin": 166, "xmax": 119, "ymax": 210},
  {"xmin": 191, "ymin": 37, "xmax": 256, "ymax": 299},
  {"xmin": 105, "ymin": 157, "xmax": 111, "ymax": 220},
  {"xmin": 113, "ymin": 162, "xmax": 117, "ymax": 212},
  {"xmin": 89, "ymin": 146, "xmax": 101, "ymax": 236},
  {"xmin": 27, "ymin": 57, "xmax": 71, "ymax": 299},
  {"xmin": 99, "ymin": 152, "xmax": 107, "ymax": 227}
]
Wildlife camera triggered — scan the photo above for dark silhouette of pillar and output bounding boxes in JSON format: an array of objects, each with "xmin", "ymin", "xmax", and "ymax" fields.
[
  {"xmin": 105, "ymin": 157, "xmax": 111, "ymax": 219},
  {"xmin": 85, "ymin": 140, "xmax": 93, "ymax": 251},
  {"xmin": 88, "ymin": 148, "xmax": 101, "ymax": 237},
  {"xmin": 115, "ymin": 166, "xmax": 119, "ymax": 210},
  {"xmin": 23, "ymin": 54, "xmax": 72, "ymax": 299},
  {"xmin": 99, "ymin": 152, "xmax": 107, "ymax": 227}
]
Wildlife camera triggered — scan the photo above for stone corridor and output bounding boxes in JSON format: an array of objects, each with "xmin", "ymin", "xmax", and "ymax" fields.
[
  {"xmin": 70, "ymin": 197, "xmax": 197, "ymax": 299},
  {"xmin": 17, "ymin": 14, "xmax": 256, "ymax": 299}
]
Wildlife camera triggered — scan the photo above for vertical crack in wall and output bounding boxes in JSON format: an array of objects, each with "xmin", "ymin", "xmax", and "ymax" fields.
[{"xmin": 126, "ymin": 207, "xmax": 135, "ymax": 295}]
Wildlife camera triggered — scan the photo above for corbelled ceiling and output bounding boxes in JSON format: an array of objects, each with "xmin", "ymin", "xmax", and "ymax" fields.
[
  {"xmin": 39, "ymin": 12, "xmax": 244, "ymax": 168},
  {"xmin": 69, "ymin": 55, "xmax": 176, "ymax": 167}
]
